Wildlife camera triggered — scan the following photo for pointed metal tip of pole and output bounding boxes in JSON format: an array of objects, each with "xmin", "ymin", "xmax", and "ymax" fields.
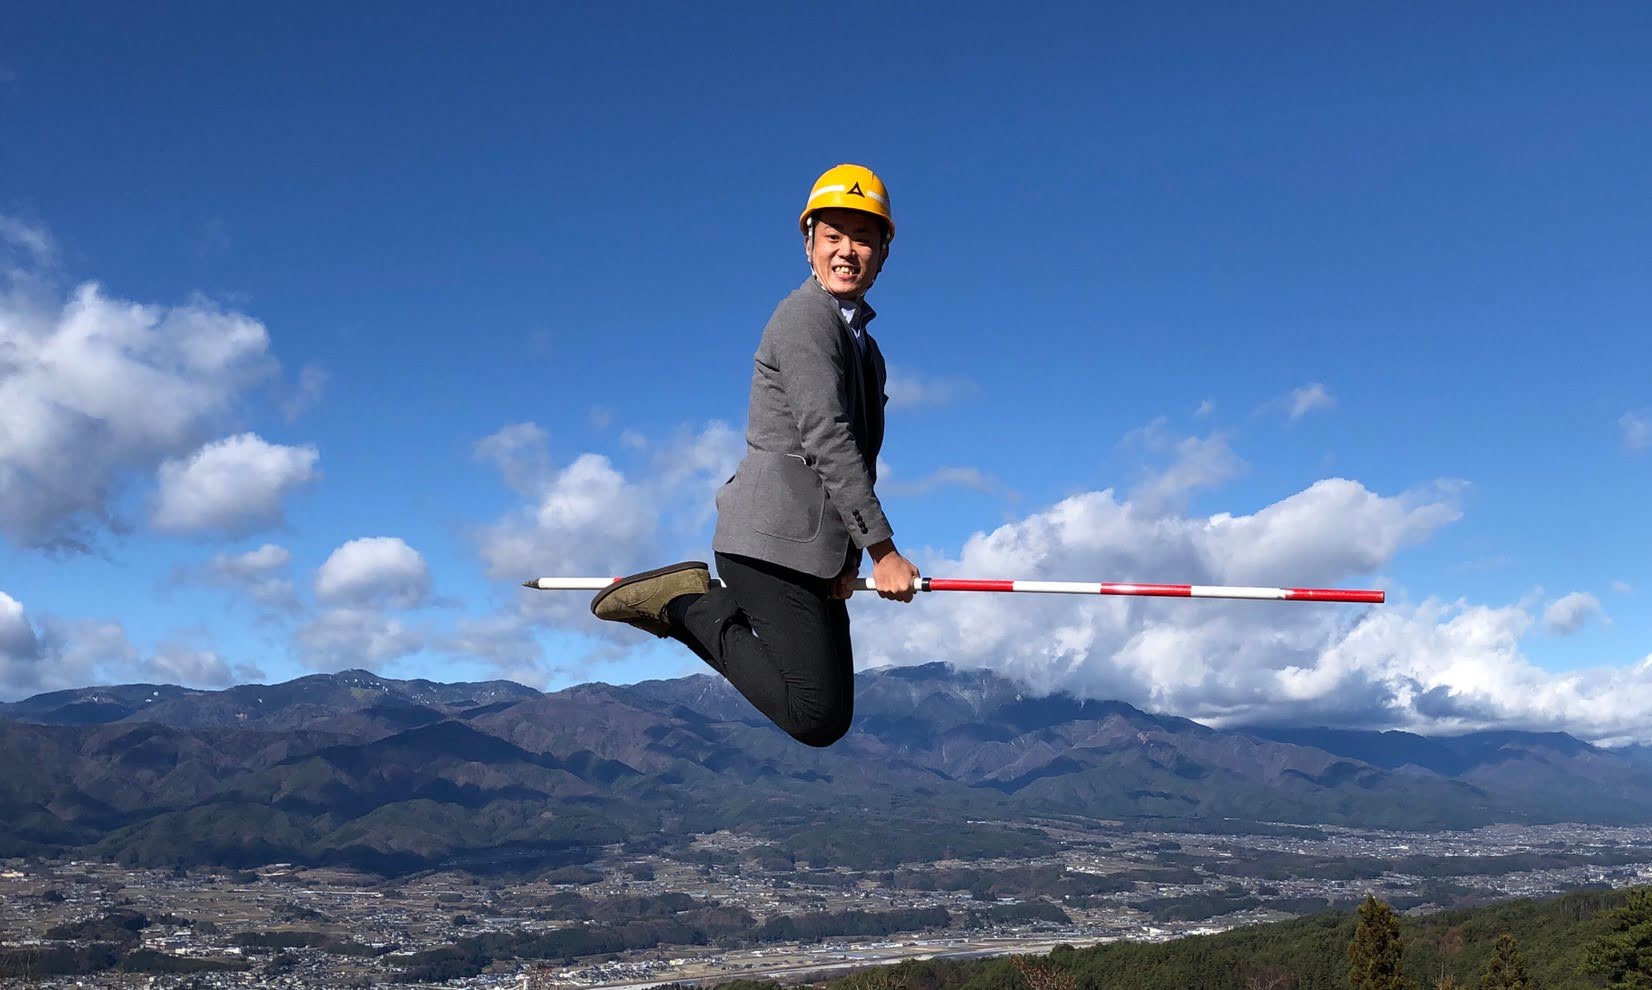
[{"xmin": 521, "ymin": 580, "xmax": 537, "ymax": 589}]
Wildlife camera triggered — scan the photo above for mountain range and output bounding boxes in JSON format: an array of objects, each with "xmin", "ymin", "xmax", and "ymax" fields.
[{"xmin": 4, "ymin": 662, "xmax": 1651, "ymax": 875}]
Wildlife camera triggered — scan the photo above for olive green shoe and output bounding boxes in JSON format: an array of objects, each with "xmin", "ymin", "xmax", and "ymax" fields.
[{"xmin": 589, "ymin": 561, "xmax": 711, "ymax": 638}]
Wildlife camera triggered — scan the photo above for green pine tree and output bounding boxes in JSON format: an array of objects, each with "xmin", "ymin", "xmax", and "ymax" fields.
[
  {"xmin": 1478, "ymin": 932, "xmax": 1529, "ymax": 990},
  {"xmin": 1348, "ymin": 894, "xmax": 1410, "ymax": 990},
  {"xmin": 1586, "ymin": 887, "xmax": 1652, "ymax": 990}
]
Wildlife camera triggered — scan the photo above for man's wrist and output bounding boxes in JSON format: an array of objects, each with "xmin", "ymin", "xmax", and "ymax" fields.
[{"xmin": 868, "ymin": 538, "xmax": 897, "ymax": 562}]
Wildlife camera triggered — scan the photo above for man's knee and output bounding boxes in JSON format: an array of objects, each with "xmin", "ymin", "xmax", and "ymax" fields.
[{"xmin": 788, "ymin": 705, "xmax": 853, "ymax": 748}]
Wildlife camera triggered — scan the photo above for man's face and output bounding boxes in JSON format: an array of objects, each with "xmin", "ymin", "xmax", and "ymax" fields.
[{"xmin": 807, "ymin": 208, "xmax": 886, "ymax": 300}]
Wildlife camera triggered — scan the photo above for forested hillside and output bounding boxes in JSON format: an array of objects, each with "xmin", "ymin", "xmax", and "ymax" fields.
[{"xmin": 786, "ymin": 886, "xmax": 1646, "ymax": 990}]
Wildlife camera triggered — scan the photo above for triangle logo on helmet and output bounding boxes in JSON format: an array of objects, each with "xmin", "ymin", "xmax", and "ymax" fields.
[{"xmin": 847, "ymin": 182, "xmax": 865, "ymax": 197}]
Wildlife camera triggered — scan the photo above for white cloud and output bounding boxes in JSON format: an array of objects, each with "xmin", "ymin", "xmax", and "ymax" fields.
[
  {"xmin": 884, "ymin": 369, "xmax": 978, "ymax": 410},
  {"xmin": 1612, "ymin": 580, "xmax": 1633, "ymax": 595},
  {"xmin": 315, "ymin": 537, "xmax": 431, "ymax": 609},
  {"xmin": 0, "ymin": 242, "xmax": 275, "ymax": 549},
  {"xmin": 1295, "ymin": 603, "xmax": 1652, "ymax": 746},
  {"xmin": 1194, "ymin": 399, "xmax": 1215, "ymax": 418},
  {"xmin": 1621, "ymin": 410, "xmax": 1652, "ymax": 452},
  {"xmin": 151, "ymin": 433, "xmax": 318, "ymax": 536},
  {"xmin": 1544, "ymin": 592, "xmax": 1603, "ymax": 635},
  {"xmin": 199, "ymin": 543, "xmax": 298, "ymax": 612},
  {"xmin": 1205, "ymin": 478, "xmax": 1463, "ymax": 585},
  {"xmin": 1287, "ymin": 382, "xmax": 1335, "ymax": 419}
]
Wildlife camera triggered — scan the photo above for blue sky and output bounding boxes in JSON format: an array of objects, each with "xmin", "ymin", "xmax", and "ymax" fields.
[{"xmin": 3, "ymin": 4, "xmax": 1650, "ymax": 741}]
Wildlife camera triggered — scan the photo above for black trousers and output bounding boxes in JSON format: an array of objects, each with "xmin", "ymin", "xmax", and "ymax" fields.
[{"xmin": 671, "ymin": 552, "xmax": 854, "ymax": 748}]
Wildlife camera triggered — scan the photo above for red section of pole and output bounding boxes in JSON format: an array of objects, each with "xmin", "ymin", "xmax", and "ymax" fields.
[
  {"xmin": 924, "ymin": 579, "xmax": 1016, "ymax": 593},
  {"xmin": 1284, "ymin": 588, "xmax": 1386, "ymax": 603},
  {"xmin": 1099, "ymin": 583, "xmax": 1193, "ymax": 597}
]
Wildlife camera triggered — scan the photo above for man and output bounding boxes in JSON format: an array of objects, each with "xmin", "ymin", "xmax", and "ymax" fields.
[{"xmin": 590, "ymin": 163, "xmax": 922, "ymax": 748}]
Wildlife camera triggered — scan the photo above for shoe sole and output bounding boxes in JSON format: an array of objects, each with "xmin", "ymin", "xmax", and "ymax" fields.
[{"xmin": 589, "ymin": 560, "xmax": 709, "ymax": 618}]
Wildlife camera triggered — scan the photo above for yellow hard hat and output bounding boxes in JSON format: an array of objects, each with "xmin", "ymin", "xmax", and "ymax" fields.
[{"xmin": 799, "ymin": 163, "xmax": 894, "ymax": 243}]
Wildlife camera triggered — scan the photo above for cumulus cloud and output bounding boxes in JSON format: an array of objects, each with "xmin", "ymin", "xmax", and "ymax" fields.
[
  {"xmin": 0, "ymin": 238, "xmax": 276, "ymax": 549},
  {"xmin": 294, "ymin": 608, "xmax": 424, "ymax": 671},
  {"xmin": 884, "ymin": 369, "xmax": 978, "ymax": 410},
  {"xmin": 1544, "ymin": 592, "xmax": 1603, "ymax": 635},
  {"xmin": 151, "ymin": 433, "xmax": 318, "ymax": 536},
  {"xmin": 314, "ymin": 537, "xmax": 431, "ymax": 609},
  {"xmin": 1293, "ymin": 602, "xmax": 1652, "ymax": 746},
  {"xmin": 1287, "ymin": 382, "xmax": 1335, "ymax": 419},
  {"xmin": 1621, "ymin": 410, "xmax": 1652, "ymax": 452}
]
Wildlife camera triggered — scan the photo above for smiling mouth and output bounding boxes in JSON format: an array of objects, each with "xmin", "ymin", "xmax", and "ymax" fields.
[{"xmin": 831, "ymin": 265, "xmax": 859, "ymax": 278}]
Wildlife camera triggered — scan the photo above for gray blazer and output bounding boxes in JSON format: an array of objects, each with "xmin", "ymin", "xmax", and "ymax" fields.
[{"xmin": 713, "ymin": 278, "xmax": 892, "ymax": 579}]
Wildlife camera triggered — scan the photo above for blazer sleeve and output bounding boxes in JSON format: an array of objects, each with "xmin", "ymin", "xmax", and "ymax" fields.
[{"xmin": 763, "ymin": 303, "xmax": 893, "ymax": 552}]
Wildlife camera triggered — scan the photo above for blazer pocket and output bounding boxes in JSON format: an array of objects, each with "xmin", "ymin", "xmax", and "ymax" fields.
[{"xmin": 751, "ymin": 452, "xmax": 826, "ymax": 542}]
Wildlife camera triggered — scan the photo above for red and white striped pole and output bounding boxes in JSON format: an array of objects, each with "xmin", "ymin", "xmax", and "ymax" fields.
[{"xmin": 523, "ymin": 576, "xmax": 1383, "ymax": 604}]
